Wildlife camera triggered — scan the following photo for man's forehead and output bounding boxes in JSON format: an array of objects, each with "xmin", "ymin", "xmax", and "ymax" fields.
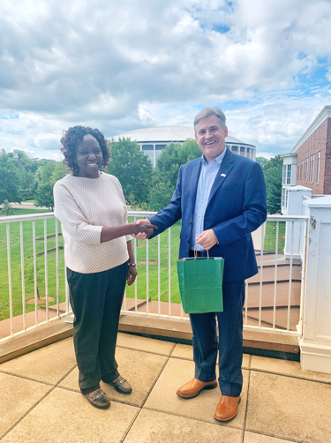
[{"xmin": 196, "ymin": 115, "xmax": 221, "ymax": 129}]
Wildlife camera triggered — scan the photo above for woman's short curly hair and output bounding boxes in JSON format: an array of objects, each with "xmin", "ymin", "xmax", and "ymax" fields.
[{"xmin": 60, "ymin": 126, "xmax": 110, "ymax": 175}]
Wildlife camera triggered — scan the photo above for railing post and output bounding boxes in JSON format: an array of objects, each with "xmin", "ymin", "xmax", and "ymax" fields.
[
  {"xmin": 284, "ymin": 186, "xmax": 312, "ymax": 259},
  {"xmin": 299, "ymin": 196, "xmax": 331, "ymax": 373}
]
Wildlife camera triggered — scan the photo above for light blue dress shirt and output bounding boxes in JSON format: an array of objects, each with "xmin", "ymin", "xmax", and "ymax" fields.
[{"xmin": 190, "ymin": 148, "xmax": 228, "ymax": 251}]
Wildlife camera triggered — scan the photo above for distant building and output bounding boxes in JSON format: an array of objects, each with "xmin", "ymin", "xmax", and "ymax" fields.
[
  {"xmin": 281, "ymin": 106, "xmax": 331, "ymax": 213},
  {"xmin": 111, "ymin": 126, "xmax": 256, "ymax": 167}
]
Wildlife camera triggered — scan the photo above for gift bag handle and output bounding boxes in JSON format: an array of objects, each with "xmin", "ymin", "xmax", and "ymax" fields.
[{"xmin": 194, "ymin": 243, "xmax": 209, "ymax": 260}]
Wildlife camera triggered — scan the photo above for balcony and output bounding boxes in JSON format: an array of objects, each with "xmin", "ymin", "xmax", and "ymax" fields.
[
  {"xmin": 0, "ymin": 333, "xmax": 330, "ymax": 443},
  {"xmin": 0, "ymin": 208, "xmax": 330, "ymax": 442}
]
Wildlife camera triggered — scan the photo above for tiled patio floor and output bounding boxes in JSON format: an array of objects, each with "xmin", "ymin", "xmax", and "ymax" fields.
[{"xmin": 0, "ymin": 334, "xmax": 330, "ymax": 443}]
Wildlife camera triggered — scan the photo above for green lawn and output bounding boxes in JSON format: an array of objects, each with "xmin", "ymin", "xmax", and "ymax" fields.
[
  {"xmin": 0, "ymin": 209, "xmax": 66, "ymax": 321},
  {"xmin": 0, "ymin": 209, "xmax": 284, "ymax": 322},
  {"xmin": 264, "ymin": 221, "xmax": 285, "ymax": 253}
]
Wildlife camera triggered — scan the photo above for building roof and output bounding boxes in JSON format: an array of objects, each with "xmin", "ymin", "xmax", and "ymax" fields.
[
  {"xmin": 291, "ymin": 106, "xmax": 331, "ymax": 153},
  {"xmin": 110, "ymin": 125, "xmax": 255, "ymax": 147}
]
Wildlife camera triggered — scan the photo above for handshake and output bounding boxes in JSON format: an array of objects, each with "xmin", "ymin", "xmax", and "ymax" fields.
[{"xmin": 131, "ymin": 219, "xmax": 157, "ymax": 240}]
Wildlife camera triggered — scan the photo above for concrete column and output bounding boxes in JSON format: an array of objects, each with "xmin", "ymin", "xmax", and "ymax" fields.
[
  {"xmin": 284, "ymin": 186, "xmax": 312, "ymax": 260},
  {"xmin": 299, "ymin": 195, "xmax": 331, "ymax": 373}
]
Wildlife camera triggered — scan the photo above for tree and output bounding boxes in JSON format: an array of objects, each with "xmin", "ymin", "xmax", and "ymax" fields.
[
  {"xmin": 256, "ymin": 156, "xmax": 268, "ymax": 168},
  {"xmin": 148, "ymin": 139, "xmax": 202, "ymax": 211},
  {"xmin": 108, "ymin": 138, "xmax": 153, "ymax": 205},
  {"xmin": 0, "ymin": 199, "xmax": 14, "ymax": 216},
  {"xmin": 0, "ymin": 154, "xmax": 21, "ymax": 204},
  {"xmin": 261, "ymin": 155, "xmax": 283, "ymax": 214},
  {"xmin": 34, "ymin": 161, "xmax": 68, "ymax": 210}
]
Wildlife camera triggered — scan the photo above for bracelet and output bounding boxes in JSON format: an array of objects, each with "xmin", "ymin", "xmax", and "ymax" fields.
[{"xmin": 128, "ymin": 263, "xmax": 136, "ymax": 267}]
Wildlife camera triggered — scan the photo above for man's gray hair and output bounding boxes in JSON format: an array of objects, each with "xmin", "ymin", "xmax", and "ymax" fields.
[{"xmin": 194, "ymin": 107, "xmax": 227, "ymax": 133}]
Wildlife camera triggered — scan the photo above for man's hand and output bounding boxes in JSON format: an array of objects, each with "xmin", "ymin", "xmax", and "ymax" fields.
[
  {"xmin": 196, "ymin": 229, "xmax": 218, "ymax": 250},
  {"xmin": 133, "ymin": 219, "xmax": 152, "ymax": 240}
]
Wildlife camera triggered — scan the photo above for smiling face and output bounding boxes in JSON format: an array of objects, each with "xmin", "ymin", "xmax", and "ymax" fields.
[
  {"xmin": 75, "ymin": 134, "xmax": 103, "ymax": 178},
  {"xmin": 195, "ymin": 114, "xmax": 228, "ymax": 163}
]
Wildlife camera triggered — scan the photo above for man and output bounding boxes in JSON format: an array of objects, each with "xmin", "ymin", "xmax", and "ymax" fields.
[{"xmin": 136, "ymin": 107, "xmax": 267, "ymax": 421}]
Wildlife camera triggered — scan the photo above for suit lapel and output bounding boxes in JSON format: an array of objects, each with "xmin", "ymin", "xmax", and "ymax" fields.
[
  {"xmin": 189, "ymin": 158, "xmax": 202, "ymax": 216},
  {"xmin": 207, "ymin": 149, "xmax": 235, "ymax": 206}
]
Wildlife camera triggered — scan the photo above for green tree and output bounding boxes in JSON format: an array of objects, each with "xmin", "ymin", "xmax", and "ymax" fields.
[
  {"xmin": 15, "ymin": 150, "xmax": 38, "ymax": 200},
  {"xmin": 0, "ymin": 199, "xmax": 14, "ymax": 216},
  {"xmin": 262, "ymin": 155, "xmax": 283, "ymax": 214},
  {"xmin": 108, "ymin": 138, "xmax": 153, "ymax": 205},
  {"xmin": 0, "ymin": 154, "xmax": 21, "ymax": 204},
  {"xmin": 256, "ymin": 156, "xmax": 268, "ymax": 167},
  {"xmin": 148, "ymin": 139, "xmax": 202, "ymax": 211},
  {"xmin": 34, "ymin": 161, "xmax": 68, "ymax": 210}
]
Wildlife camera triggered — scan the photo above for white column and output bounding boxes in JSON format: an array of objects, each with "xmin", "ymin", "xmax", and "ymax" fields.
[
  {"xmin": 284, "ymin": 186, "xmax": 312, "ymax": 259},
  {"xmin": 299, "ymin": 196, "xmax": 331, "ymax": 373}
]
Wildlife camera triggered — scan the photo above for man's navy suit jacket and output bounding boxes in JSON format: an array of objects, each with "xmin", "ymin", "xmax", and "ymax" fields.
[{"xmin": 149, "ymin": 148, "xmax": 267, "ymax": 283}]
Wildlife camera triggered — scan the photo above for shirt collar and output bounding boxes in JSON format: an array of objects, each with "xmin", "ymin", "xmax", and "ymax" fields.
[{"xmin": 201, "ymin": 146, "xmax": 227, "ymax": 166}]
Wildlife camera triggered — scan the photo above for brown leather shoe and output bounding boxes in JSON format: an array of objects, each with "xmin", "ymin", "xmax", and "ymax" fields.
[
  {"xmin": 214, "ymin": 395, "xmax": 241, "ymax": 421},
  {"xmin": 176, "ymin": 378, "xmax": 218, "ymax": 399}
]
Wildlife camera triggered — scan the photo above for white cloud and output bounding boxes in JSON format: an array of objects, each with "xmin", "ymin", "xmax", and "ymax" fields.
[{"xmin": 0, "ymin": 0, "xmax": 330, "ymax": 159}]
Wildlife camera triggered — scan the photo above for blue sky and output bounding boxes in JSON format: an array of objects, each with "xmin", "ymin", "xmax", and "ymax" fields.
[{"xmin": 0, "ymin": 0, "xmax": 330, "ymax": 160}]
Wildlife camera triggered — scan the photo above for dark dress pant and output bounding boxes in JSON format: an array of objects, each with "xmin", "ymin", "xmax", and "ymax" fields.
[
  {"xmin": 67, "ymin": 262, "xmax": 127, "ymax": 395},
  {"xmin": 189, "ymin": 279, "xmax": 245, "ymax": 397}
]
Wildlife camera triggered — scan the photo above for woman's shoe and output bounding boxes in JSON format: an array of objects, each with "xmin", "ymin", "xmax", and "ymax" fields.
[
  {"xmin": 85, "ymin": 389, "xmax": 110, "ymax": 409},
  {"xmin": 113, "ymin": 376, "xmax": 132, "ymax": 394}
]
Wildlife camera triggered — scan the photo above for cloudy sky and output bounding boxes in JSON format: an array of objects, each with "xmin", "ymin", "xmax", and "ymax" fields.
[{"xmin": 0, "ymin": 0, "xmax": 330, "ymax": 160}]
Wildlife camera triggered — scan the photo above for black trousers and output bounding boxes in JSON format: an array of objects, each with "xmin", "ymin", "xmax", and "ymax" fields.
[
  {"xmin": 67, "ymin": 262, "xmax": 128, "ymax": 395},
  {"xmin": 189, "ymin": 250, "xmax": 245, "ymax": 397}
]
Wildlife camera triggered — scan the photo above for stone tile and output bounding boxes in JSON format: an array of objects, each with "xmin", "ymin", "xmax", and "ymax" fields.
[
  {"xmin": 144, "ymin": 357, "xmax": 249, "ymax": 429},
  {"xmin": 171, "ymin": 343, "xmax": 193, "ymax": 360},
  {"xmin": 0, "ymin": 338, "xmax": 76, "ymax": 385},
  {"xmin": 59, "ymin": 347, "xmax": 168, "ymax": 407},
  {"xmin": 246, "ymin": 371, "xmax": 331, "ymax": 443},
  {"xmin": 1, "ymin": 388, "xmax": 139, "ymax": 443},
  {"xmin": 0, "ymin": 373, "xmax": 51, "ymax": 437},
  {"xmin": 244, "ymin": 431, "xmax": 295, "ymax": 443},
  {"xmin": 117, "ymin": 333, "xmax": 174, "ymax": 356},
  {"xmin": 124, "ymin": 409, "xmax": 243, "ymax": 443},
  {"xmin": 251, "ymin": 355, "xmax": 331, "ymax": 383},
  {"xmin": 171, "ymin": 344, "xmax": 251, "ymax": 369}
]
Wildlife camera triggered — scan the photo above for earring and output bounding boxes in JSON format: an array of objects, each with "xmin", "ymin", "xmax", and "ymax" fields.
[{"xmin": 73, "ymin": 163, "xmax": 79, "ymax": 175}]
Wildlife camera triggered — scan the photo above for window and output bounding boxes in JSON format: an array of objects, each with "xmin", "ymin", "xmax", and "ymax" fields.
[
  {"xmin": 155, "ymin": 144, "xmax": 166, "ymax": 150},
  {"xmin": 297, "ymin": 165, "xmax": 300, "ymax": 181},
  {"xmin": 286, "ymin": 164, "xmax": 291, "ymax": 184},
  {"xmin": 240, "ymin": 146, "xmax": 245, "ymax": 154},
  {"xmin": 282, "ymin": 188, "xmax": 288, "ymax": 208},
  {"xmin": 317, "ymin": 152, "xmax": 320, "ymax": 184},
  {"xmin": 300, "ymin": 161, "xmax": 304, "ymax": 181},
  {"xmin": 142, "ymin": 144, "xmax": 153, "ymax": 151},
  {"xmin": 304, "ymin": 158, "xmax": 308, "ymax": 182},
  {"xmin": 309, "ymin": 155, "xmax": 314, "ymax": 183},
  {"xmin": 283, "ymin": 164, "xmax": 291, "ymax": 185},
  {"xmin": 282, "ymin": 165, "xmax": 286, "ymax": 185},
  {"xmin": 231, "ymin": 146, "xmax": 238, "ymax": 153}
]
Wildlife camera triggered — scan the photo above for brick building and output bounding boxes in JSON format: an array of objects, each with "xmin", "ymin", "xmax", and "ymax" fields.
[{"xmin": 281, "ymin": 106, "xmax": 331, "ymax": 213}]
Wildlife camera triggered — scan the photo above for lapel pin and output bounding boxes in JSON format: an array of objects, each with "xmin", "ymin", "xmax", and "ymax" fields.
[{"xmin": 220, "ymin": 173, "xmax": 226, "ymax": 177}]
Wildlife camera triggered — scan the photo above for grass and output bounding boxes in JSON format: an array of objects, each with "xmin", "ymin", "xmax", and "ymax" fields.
[
  {"xmin": 0, "ymin": 209, "xmax": 285, "ymax": 322},
  {"xmin": 0, "ymin": 209, "xmax": 67, "ymax": 321},
  {"xmin": 264, "ymin": 221, "xmax": 285, "ymax": 253}
]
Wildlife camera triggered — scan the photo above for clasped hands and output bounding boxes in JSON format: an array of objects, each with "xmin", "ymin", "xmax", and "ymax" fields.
[
  {"xmin": 132, "ymin": 220, "xmax": 157, "ymax": 238},
  {"xmin": 134, "ymin": 220, "xmax": 218, "ymax": 250}
]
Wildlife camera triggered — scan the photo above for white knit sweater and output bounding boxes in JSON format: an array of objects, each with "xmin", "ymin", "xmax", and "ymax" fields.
[{"xmin": 53, "ymin": 173, "xmax": 132, "ymax": 274}]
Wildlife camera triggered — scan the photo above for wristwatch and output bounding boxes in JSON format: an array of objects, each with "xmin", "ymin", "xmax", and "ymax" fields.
[{"xmin": 128, "ymin": 263, "xmax": 136, "ymax": 267}]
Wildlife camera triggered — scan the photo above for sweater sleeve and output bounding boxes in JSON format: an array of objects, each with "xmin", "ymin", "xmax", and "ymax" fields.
[
  {"xmin": 53, "ymin": 181, "xmax": 102, "ymax": 244},
  {"xmin": 114, "ymin": 177, "xmax": 133, "ymax": 243}
]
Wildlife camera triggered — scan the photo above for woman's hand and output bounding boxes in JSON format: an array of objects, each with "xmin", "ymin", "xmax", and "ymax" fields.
[
  {"xmin": 133, "ymin": 219, "xmax": 153, "ymax": 240},
  {"xmin": 131, "ymin": 221, "xmax": 157, "ymax": 238},
  {"xmin": 127, "ymin": 264, "xmax": 137, "ymax": 286}
]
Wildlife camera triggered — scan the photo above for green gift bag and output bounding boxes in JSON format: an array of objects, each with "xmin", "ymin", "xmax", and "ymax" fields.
[{"xmin": 177, "ymin": 251, "xmax": 224, "ymax": 314}]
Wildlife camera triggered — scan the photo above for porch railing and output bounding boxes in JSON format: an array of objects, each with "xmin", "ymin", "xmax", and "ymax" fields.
[{"xmin": 0, "ymin": 211, "xmax": 309, "ymax": 343}]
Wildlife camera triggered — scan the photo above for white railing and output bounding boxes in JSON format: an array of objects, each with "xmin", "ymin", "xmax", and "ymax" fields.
[{"xmin": 0, "ymin": 211, "xmax": 309, "ymax": 343}]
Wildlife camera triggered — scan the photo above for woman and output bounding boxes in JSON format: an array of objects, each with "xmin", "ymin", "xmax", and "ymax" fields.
[{"xmin": 53, "ymin": 125, "xmax": 156, "ymax": 409}]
